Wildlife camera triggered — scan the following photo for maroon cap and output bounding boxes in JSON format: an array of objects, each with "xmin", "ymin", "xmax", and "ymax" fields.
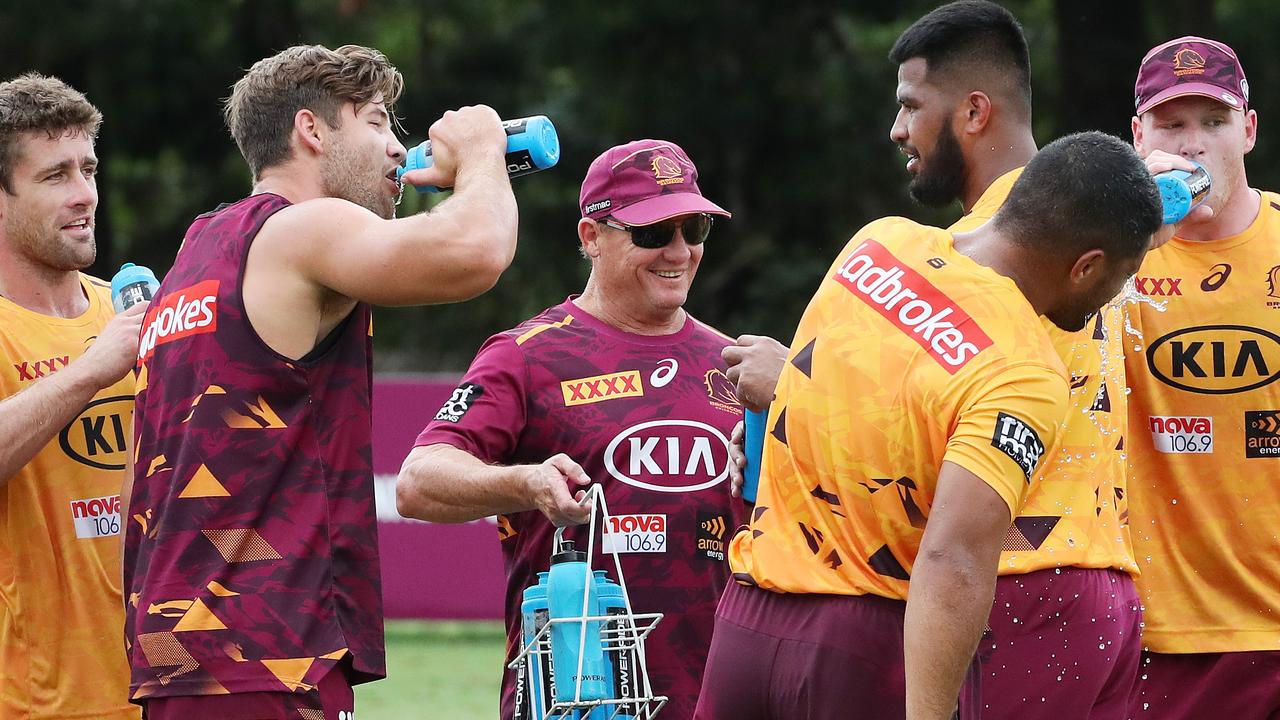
[
  {"xmin": 579, "ymin": 139, "xmax": 730, "ymax": 225},
  {"xmin": 1135, "ymin": 36, "xmax": 1250, "ymax": 115}
]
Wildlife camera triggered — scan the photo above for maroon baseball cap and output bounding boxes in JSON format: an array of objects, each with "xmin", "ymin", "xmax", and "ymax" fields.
[
  {"xmin": 579, "ymin": 139, "xmax": 730, "ymax": 225},
  {"xmin": 1134, "ymin": 36, "xmax": 1250, "ymax": 115}
]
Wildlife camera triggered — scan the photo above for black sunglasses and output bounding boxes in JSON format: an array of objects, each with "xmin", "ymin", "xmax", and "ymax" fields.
[{"xmin": 602, "ymin": 213, "xmax": 713, "ymax": 249}]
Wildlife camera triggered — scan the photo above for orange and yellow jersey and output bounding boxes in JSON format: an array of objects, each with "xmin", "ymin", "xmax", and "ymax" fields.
[
  {"xmin": 0, "ymin": 275, "xmax": 138, "ymax": 719},
  {"xmin": 1124, "ymin": 190, "xmax": 1280, "ymax": 653},
  {"xmin": 952, "ymin": 167, "xmax": 1138, "ymax": 575},
  {"xmin": 728, "ymin": 217, "xmax": 1069, "ymax": 599}
]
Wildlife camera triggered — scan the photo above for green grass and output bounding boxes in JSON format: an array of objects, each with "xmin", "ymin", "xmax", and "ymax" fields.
[{"xmin": 356, "ymin": 620, "xmax": 507, "ymax": 719}]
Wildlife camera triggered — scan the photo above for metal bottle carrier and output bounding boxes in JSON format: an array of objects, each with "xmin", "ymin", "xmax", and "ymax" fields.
[{"xmin": 509, "ymin": 485, "xmax": 668, "ymax": 719}]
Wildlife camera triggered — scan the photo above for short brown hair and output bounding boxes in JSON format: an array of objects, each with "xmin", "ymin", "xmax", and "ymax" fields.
[
  {"xmin": 223, "ymin": 44, "xmax": 404, "ymax": 179},
  {"xmin": 0, "ymin": 73, "xmax": 102, "ymax": 193}
]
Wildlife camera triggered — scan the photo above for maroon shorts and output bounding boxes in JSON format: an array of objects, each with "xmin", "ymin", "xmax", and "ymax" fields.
[
  {"xmin": 141, "ymin": 664, "xmax": 354, "ymax": 720},
  {"xmin": 693, "ymin": 581, "xmax": 979, "ymax": 720},
  {"xmin": 1128, "ymin": 649, "xmax": 1280, "ymax": 720},
  {"xmin": 979, "ymin": 567, "xmax": 1141, "ymax": 720}
]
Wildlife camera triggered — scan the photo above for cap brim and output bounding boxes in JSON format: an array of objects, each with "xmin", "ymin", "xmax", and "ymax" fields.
[
  {"xmin": 1137, "ymin": 83, "xmax": 1243, "ymax": 114},
  {"xmin": 611, "ymin": 192, "xmax": 732, "ymax": 225}
]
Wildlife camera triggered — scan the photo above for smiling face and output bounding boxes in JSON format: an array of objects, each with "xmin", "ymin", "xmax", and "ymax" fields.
[
  {"xmin": 1, "ymin": 128, "xmax": 98, "ymax": 271},
  {"xmin": 319, "ymin": 94, "xmax": 407, "ymax": 219},
  {"xmin": 890, "ymin": 57, "xmax": 969, "ymax": 207},
  {"xmin": 586, "ymin": 214, "xmax": 705, "ymax": 326}
]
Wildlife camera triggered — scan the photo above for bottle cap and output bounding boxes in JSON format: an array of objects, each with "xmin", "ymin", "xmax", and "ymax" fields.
[{"xmin": 551, "ymin": 540, "xmax": 587, "ymax": 565}]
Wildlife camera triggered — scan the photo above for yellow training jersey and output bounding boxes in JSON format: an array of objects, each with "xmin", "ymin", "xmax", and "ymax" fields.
[
  {"xmin": 728, "ymin": 217, "xmax": 1069, "ymax": 599},
  {"xmin": 0, "ymin": 275, "xmax": 138, "ymax": 719},
  {"xmin": 952, "ymin": 167, "xmax": 1138, "ymax": 575},
  {"xmin": 1124, "ymin": 190, "xmax": 1280, "ymax": 654}
]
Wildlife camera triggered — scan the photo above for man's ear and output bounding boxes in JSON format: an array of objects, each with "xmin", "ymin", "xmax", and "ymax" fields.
[
  {"xmin": 1069, "ymin": 248, "xmax": 1107, "ymax": 285},
  {"xmin": 293, "ymin": 108, "xmax": 325, "ymax": 157},
  {"xmin": 578, "ymin": 217, "xmax": 603, "ymax": 259},
  {"xmin": 960, "ymin": 91, "xmax": 993, "ymax": 136}
]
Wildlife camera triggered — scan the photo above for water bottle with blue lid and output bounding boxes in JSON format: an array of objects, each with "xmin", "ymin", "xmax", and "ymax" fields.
[
  {"xmin": 110, "ymin": 263, "xmax": 160, "ymax": 313},
  {"xmin": 547, "ymin": 539, "xmax": 610, "ymax": 705},
  {"xmin": 1155, "ymin": 161, "xmax": 1211, "ymax": 224},
  {"xmin": 742, "ymin": 407, "xmax": 768, "ymax": 503},
  {"xmin": 398, "ymin": 115, "xmax": 560, "ymax": 193}
]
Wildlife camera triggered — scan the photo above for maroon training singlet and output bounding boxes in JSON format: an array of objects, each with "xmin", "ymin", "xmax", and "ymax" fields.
[{"xmin": 124, "ymin": 193, "xmax": 383, "ymax": 702}]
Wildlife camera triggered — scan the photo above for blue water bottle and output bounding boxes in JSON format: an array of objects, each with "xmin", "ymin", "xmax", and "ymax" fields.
[
  {"xmin": 594, "ymin": 572, "xmax": 634, "ymax": 720},
  {"xmin": 519, "ymin": 573, "xmax": 554, "ymax": 720},
  {"xmin": 110, "ymin": 263, "xmax": 160, "ymax": 312},
  {"xmin": 398, "ymin": 114, "xmax": 560, "ymax": 193},
  {"xmin": 547, "ymin": 540, "xmax": 609, "ymax": 705},
  {"xmin": 742, "ymin": 408, "xmax": 767, "ymax": 503},
  {"xmin": 1155, "ymin": 162, "xmax": 1211, "ymax": 224}
]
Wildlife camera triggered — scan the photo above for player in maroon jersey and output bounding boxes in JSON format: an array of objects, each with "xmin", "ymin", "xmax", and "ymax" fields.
[
  {"xmin": 399, "ymin": 139, "xmax": 744, "ymax": 719},
  {"xmin": 122, "ymin": 44, "xmax": 519, "ymax": 719}
]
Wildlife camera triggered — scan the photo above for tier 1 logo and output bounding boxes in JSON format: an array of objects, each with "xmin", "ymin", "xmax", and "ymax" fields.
[{"xmin": 603, "ymin": 420, "xmax": 730, "ymax": 493}]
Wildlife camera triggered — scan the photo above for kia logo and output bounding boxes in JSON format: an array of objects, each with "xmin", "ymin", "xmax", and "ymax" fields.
[
  {"xmin": 59, "ymin": 395, "xmax": 133, "ymax": 470},
  {"xmin": 1146, "ymin": 325, "xmax": 1280, "ymax": 394},
  {"xmin": 603, "ymin": 420, "xmax": 730, "ymax": 493}
]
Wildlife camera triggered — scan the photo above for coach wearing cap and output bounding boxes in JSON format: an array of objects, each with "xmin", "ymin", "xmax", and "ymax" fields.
[
  {"xmin": 1124, "ymin": 36, "xmax": 1280, "ymax": 720},
  {"xmin": 399, "ymin": 139, "xmax": 744, "ymax": 719}
]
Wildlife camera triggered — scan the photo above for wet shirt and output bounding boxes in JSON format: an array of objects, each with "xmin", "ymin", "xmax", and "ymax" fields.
[
  {"xmin": 0, "ymin": 276, "xmax": 138, "ymax": 719},
  {"xmin": 953, "ymin": 168, "xmax": 1137, "ymax": 575},
  {"xmin": 415, "ymin": 299, "xmax": 744, "ymax": 719},
  {"xmin": 728, "ymin": 217, "xmax": 1068, "ymax": 600},
  {"xmin": 124, "ymin": 194, "xmax": 382, "ymax": 701},
  {"xmin": 1124, "ymin": 190, "xmax": 1280, "ymax": 653}
]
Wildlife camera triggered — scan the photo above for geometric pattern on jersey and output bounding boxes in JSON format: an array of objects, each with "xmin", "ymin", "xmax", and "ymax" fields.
[
  {"xmin": 1123, "ymin": 191, "xmax": 1280, "ymax": 653},
  {"xmin": 727, "ymin": 217, "xmax": 1068, "ymax": 600},
  {"xmin": 123, "ymin": 193, "xmax": 382, "ymax": 702},
  {"xmin": 414, "ymin": 298, "xmax": 745, "ymax": 720},
  {"xmin": 950, "ymin": 167, "xmax": 1137, "ymax": 576}
]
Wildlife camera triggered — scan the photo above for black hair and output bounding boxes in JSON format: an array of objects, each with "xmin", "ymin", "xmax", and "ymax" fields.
[
  {"xmin": 889, "ymin": 1, "xmax": 1032, "ymax": 115},
  {"xmin": 994, "ymin": 131, "xmax": 1161, "ymax": 261}
]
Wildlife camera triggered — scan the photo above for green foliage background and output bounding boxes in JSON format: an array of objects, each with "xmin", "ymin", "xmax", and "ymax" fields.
[{"xmin": 2, "ymin": 0, "xmax": 1275, "ymax": 371}]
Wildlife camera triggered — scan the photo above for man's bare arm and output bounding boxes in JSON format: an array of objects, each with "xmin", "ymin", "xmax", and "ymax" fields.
[{"xmin": 397, "ymin": 443, "xmax": 591, "ymax": 527}]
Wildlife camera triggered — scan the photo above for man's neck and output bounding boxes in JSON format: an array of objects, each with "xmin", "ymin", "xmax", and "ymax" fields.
[
  {"xmin": 951, "ymin": 225, "xmax": 1049, "ymax": 315},
  {"xmin": 252, "ymin": 163, "xmax": 325, "ymax": 205},
  {"xmin": 0, "ymin": 249, "xmax": 88, "ymax": 317},
  {"xmin": 961, "ymin": 127, "xmax": 1038, "ymax": 213},
  {"xmin": 573, "ymin": 282, "xmax": 686, "ymax": 337},
  {"xmin": 1175, "ymin": 180, "xmax": 1261, "ymax": 243}
]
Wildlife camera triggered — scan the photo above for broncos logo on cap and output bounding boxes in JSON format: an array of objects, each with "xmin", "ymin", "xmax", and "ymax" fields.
[
  {"xmin": 1173, "ymin": 47, "xmax": 1206, "ymax": 75},
  {"xmin": 652, "ymin": 155, "xmax": 685, "ymax": 185}
]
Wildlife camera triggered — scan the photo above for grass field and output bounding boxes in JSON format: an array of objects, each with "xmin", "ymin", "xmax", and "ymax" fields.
[{"xmin": 356, "ymin": 620, "xmax": 507, "ymax": 718}]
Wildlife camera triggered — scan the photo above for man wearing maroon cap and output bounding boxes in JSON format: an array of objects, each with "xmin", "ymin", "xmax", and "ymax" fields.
[
  {"xmin": 398, "ymin": 139, "xmax": 744, "ymax": 719},
  {"xmin": 1124, "ymin": 36, "xmax": 1280, "ymax": 719}
]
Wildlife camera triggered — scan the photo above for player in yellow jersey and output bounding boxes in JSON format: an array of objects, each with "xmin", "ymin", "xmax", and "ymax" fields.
[
  {"xmin": 1126, "ymin": 37, "xmax": 1280, "ymax": 719},
  {"xmin": 719, "ymin": 4, "xmax": 1204, "ymax": 718},
  {"xmin": 0, "ymin": 74, "xmax": 146, "ymax": 719},
  {"xmin": 694, "ymin": 132, "xmax": 1163, "ymax": 720}
]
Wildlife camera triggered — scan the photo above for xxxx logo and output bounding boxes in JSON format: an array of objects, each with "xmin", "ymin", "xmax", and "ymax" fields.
[
  {"xmin": 14, "ymin": 355, "xmax": 70, "ymax": 381},
  {"xmin": 561, "ymin": 370, "xmax": 644, "ymax": 406},
  {"xmin": 1135, "ymin": 276, "xmax": 1183, "ymax": 296}
]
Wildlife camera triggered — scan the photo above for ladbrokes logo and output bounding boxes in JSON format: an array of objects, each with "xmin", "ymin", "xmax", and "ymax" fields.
[
  {"xmin": 1146, "ymin": 325, "xmax": 1280, "ymax": 394},
  {"xmin": 834, "ymin": 239, "xmax": 992, "ymax": 373},
  {"xmin": 651, "ymin": 155, "xmax": 685, "ymax": 186},
  {"xmin": 138, "ymin": 280, "xmax": 219, "ymax": 362},
  {"xmin": 59, "ymin": 395, "xmax": 132, "ymax": 470},
  {"xmin": 1245, "ymin": 411, "xmax": 1280, "ymax": 458},
  {"xmin": 1173, "ymin": 47, "xmax": 1206, "ymax": 76},
  {"xmin": 561, "ymin": 370, "xmax": 643, "ymax": 406}
]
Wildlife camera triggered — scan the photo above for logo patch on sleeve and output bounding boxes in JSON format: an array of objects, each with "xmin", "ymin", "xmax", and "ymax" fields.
[
  {"xmin": 434, "ymin": 383, "xmax": 484, "ymax": 423},
  {"xmin": 991, "ymin": 412, "xmax": 1045, "ymax": 481}
]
